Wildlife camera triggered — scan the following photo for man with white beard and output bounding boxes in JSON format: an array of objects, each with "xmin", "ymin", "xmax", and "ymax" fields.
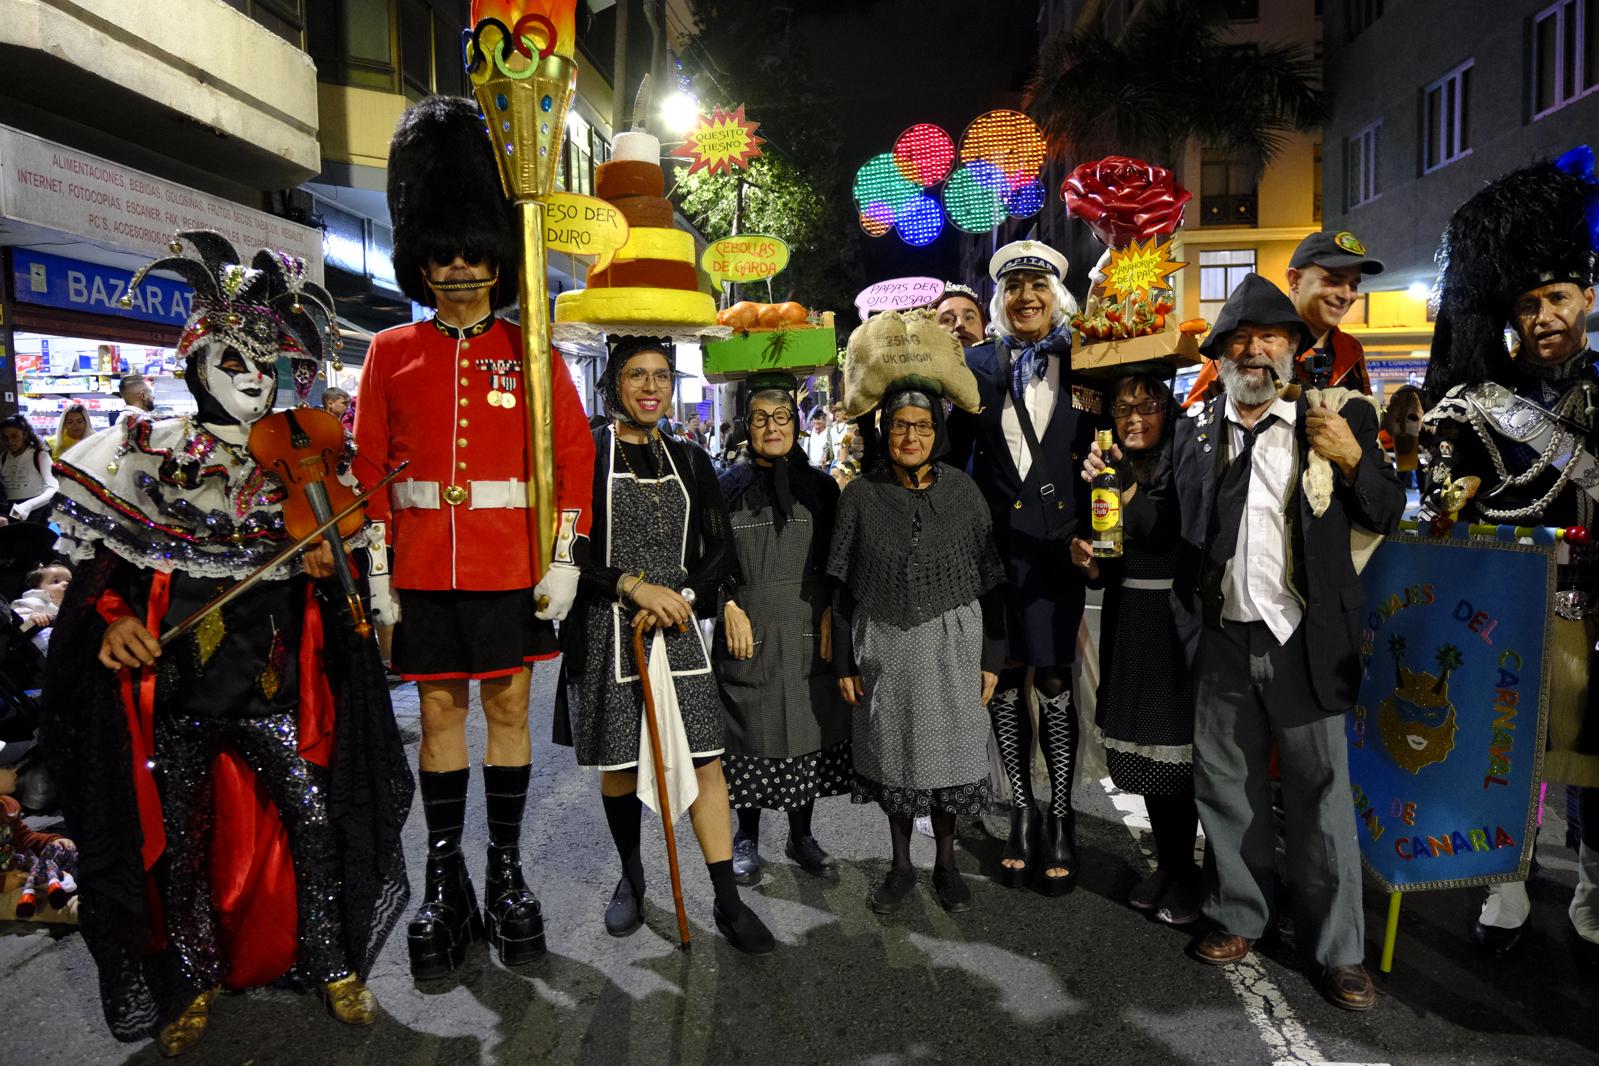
[{"xmin": 1167, "ymin": 273, "xmax": 1403, "ymax": 1010}]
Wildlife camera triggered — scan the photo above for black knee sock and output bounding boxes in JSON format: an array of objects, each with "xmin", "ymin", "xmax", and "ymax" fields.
[
  {"xmin": 786, "ymin": 802, "xmax": 814, "ymax": 840},
  {"xmin": 601, "ymin": 792, "xmax": 645, "ymax": 894},
  {"xmin": 707, "ymin": 860, "xmax": 742, "ymax": 912},
  {"xmin": 931, "ymin": 813, "xmax": 957, "ymax": 867},
  {"xmin": 419, "ymin": 768, "xmax": 471, "ymax": 860},
  {"xmin": 1147, "ymin": 792, "xmax": 1199, "ymax": 872},
  {"xmin": 889, "ymin": 814, "xmax": 914, "ymax": 870},
  {"xmin": 1035, "ymin": 675, "xmax": 1078, "ymax": 819},
  {"xmin": 989, "ymin": 666, "xmax": 1033, "ymax": 807},
  {"xmin": 735, "ymin": 807, "xmax": 762, "ymax": 845}
]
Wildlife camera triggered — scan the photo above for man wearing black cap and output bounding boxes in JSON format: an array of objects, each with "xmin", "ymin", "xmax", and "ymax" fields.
[
  {"xmin": 1286, "ymin": 230, "xmax": 1385, "ymax": 394},
  {"xmin": 1421, "ymin": 154, "xmax": 1599, "ymax": 964},
  {"xmin": 1165, "ymin": 273, "xmax": 1403, "ymax": 1009}
]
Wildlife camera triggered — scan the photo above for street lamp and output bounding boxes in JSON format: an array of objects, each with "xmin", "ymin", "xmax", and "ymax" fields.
[
  {"xmin": 1407, "ymin": 281, "xmax": 1431, "ymax": 301},
  {"xmin": 661, "ymin": 90, "xmax": 699, "ymax": 136}
]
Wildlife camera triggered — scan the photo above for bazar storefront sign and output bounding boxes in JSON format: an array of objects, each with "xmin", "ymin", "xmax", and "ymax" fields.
[
  {"xmin": 0, "ymin": 124, "xmax": 322, "ymax": 282},
  {"xmin": 11, "ymin": 248, "xmax": 192, "ymax": 327}
]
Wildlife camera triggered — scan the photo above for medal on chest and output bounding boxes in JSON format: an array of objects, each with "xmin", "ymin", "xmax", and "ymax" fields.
[{"xmin": 475, "ymin": 359, "xmax": 519, "ymax": 408}]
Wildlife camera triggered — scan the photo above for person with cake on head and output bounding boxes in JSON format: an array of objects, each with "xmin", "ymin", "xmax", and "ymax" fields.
[
  {"xmin": 829, "ymin": 310, "xmax": 1007, "ymax": 916},
  {"xmin": 553, "ymin": 336, "xmax": 775, "ymax": 954},
  {"xmin": 715, "ymin": 372, "xmax": 850, "ymax": 886},
  {"xmin": 944, "ymin": 240, "xmax": 1097, "ymax": 896},
  {"xmin": 1419, "ymin": 150, "xmax": 1599, "ymax": 966},
  {"xmin": 354, "ymin": 95, "xmax": 596, "ymax": 981}
]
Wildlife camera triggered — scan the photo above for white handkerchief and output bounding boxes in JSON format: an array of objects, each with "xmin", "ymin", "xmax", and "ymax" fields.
[{"xmin": 636, "ymin": 629, "xmax": 698, "ymax": 822}]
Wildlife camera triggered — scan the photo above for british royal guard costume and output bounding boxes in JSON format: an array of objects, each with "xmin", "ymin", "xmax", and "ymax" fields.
[
  {"xmin": 43, "ymin": 232, "xmax": 412, "ymax": 1055},
  {"xmin": 353, "ymin": 95, "xmax": 595, "ymax": 979},
  {"xmin": 1419, "ymin": 151, "xmax": 1599, "ymax": 963}
]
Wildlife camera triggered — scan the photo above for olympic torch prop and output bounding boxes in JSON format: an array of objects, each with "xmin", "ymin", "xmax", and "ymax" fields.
[{"xmin": 464, "ymin": 1, "xmax": 579, "ymax": 576}]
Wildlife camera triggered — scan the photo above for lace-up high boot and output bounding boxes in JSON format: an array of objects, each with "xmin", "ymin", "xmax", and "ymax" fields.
[
  {"xmin": 407, "ymin": 769, "xmax": 484, "ymax": 979},
  {"xmin": 482, "ymin": 763, "xmax": 546, "ymax": 966}
]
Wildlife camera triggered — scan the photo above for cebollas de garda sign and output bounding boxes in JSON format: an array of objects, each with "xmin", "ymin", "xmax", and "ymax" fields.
[
  {"xmin": 542, "ymin": 192, "xmax": 630, "ymax": 270},
  {"xmin": 11, "ymin": 248, "xmax": 192, "ymax": 327},
  {"xmin": 701, "ymin": 235, "xmax": 789, "ymax": 286}
]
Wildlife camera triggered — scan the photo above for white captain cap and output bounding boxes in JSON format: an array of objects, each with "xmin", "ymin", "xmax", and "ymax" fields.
[{"xmin": 988, "ymin": 239, "xmax": 1068, "ymax": 282}]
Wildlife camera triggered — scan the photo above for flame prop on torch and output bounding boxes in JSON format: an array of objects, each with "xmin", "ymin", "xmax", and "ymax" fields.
[{"xmin": 464, "ymin": 0, "xmax": 579, "ymax": 575}]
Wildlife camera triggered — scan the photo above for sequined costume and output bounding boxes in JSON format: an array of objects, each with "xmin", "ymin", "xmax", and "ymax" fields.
[{"xmin": 41, "ymin": 232, "xmax": 413, "ymax": 1044}]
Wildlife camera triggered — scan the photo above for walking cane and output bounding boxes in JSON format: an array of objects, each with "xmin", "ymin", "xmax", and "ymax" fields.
[{"xmin": 632, "ymin": 615, "xmax": 692, "ymax": 949}]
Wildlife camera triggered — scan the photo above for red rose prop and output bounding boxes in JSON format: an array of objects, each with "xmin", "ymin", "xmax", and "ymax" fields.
[{"xmin": 1061, "ymin": 156, "xmax": 1191, "ymax": 248}]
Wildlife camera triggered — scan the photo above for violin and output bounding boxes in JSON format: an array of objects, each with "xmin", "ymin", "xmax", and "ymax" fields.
[{"xmin": 248, "ymin": 407, "xmax": 373, "ymax": 638}]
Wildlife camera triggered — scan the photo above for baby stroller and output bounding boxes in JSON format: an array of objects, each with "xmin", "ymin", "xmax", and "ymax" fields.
[{"xmin": 0, "ymin": 522, "xmax": 60, "ymax": 810}]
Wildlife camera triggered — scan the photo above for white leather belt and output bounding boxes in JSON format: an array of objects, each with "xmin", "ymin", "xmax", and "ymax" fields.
[
  {"xmin": 1121, "ymin": 577, "xmax": 1174, "ymax": 591},
  {"xmin": 392, "ymin": 478, "xmax": 529, "ymax": 510}
]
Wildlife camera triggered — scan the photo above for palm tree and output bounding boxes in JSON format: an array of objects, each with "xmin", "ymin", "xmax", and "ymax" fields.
[
  {"xmin": 1433, "ymin": 644, "xmax": 1464, "ymax": 694},
  {"xmin": 1025, "ymin": 0, "xmax": 1325, "ymax": 178},
  {"xmin": 1388, "ymin": 634, "xmax": 1407, "ymax": 688}
]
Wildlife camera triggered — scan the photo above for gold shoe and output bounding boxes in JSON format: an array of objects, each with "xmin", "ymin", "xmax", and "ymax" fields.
[
  {"xmin": 322, "ymin": 972, "xmax": 377, "ymax": 1026},
  {"xmin": 156, "ymin": 987, "xmax": 219, "ymax": 1058}
]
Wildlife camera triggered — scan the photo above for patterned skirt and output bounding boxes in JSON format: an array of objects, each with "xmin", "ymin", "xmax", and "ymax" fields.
[
  {"xmin": 724, "ymin": 740, "xmax": 853, "ymax": 811},
  {"xmin": 851, "ymin": 776, "xmax": 990, "ymax": 818}
]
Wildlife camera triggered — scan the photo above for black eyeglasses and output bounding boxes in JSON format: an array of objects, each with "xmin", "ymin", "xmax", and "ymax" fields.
[
  {"xmin": 429, "ymin": 248, "xmax": 486, "ymax": 266},
  {"xmin": 748, "ymin": 409, "xmax": 793, "ymax": 428},
  {"xmin": 1111, "ymin": 401, "xmax": 1163, "ymax": 418}
]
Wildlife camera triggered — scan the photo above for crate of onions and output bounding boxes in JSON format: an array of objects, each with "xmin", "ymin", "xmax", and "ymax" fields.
[{"xmin": 703, "ymin": 303, "xmax": 837, "ymax": 382}]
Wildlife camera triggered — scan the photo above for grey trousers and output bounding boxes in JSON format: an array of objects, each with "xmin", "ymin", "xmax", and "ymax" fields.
[{"xmin": 1192, "ymin": 622, "xmax": 1365, "ymax": 968}]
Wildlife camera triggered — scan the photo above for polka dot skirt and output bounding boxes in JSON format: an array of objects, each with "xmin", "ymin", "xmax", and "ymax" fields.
[
  {"xmin": 851, "ymin": 776, "xmax": 990, "ymax": 818},
  {"xmin": 725, "ymin": 740, "xmax": 853, "ymax": 812}
]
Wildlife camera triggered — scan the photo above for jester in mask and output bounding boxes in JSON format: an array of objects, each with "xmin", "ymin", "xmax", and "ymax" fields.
[{"xmin": 44, "ymin": 231, "xmax": 412, "ymax": 1056}]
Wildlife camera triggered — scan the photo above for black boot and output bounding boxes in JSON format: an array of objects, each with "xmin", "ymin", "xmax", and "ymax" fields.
[
  {"xmin": 407, "ymin": 769, "xmax": 484, "ymax": 980},
  {"xmin": 482, "ymin": 764, "xmax": 546, "ymax": 966}
]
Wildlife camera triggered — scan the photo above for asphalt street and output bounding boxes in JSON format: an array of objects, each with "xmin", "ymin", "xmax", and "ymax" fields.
[{"xmin": 5, "ymin": 626, "xmax": 1598, "ymax": 1065}]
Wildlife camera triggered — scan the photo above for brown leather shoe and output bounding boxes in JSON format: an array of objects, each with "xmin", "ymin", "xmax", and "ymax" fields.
[
  {"xmin": 1320, "ymin": 964, "xmax": 1376, "ymax": 1010},
  {"xmin": 1193, "ymin": 930, "xmax": 1252, "ymax": 965}
]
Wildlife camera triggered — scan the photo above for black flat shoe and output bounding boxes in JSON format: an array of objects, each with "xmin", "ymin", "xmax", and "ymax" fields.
[
  {"xmin": 483, "ymin": 845, "xmax": 546, "ymax": 966},
  {"xmin": 732, "ymin": 836, "xmax": 761, "ymax": 886},
  {"xmin": 785, "ymin": 834, "xmax": 838, "ymax": 877},
  {"xmin": 1034, "ymin": 810, "xmax": 1077, "ymax": 897},
  {"xmin": 604, "ymin": 875, "xmax": 644, "ymax": 937},
  {"xmin": 1000, "ymin": 803, "xmax": 1039, "ymax": 888},
  {"xmin": 870, "ymin": 867, "xmax": 918, "ymax": 915},
  {"xmin": 713, "ymin": 899, "xmax": 776, "ymax": 954},
  {"xmin": 1473, "ymin": 919, "xmax": 1523, "ymax": 955},
  {"xmin": 407, "ymin": 854, "xmax": 484, "ymax": 980},
  {"xmin": 931, "ymin": 864, "xmax": 972, "ymax": 914}
]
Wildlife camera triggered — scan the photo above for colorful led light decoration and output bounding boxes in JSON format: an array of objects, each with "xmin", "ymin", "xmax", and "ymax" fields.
[
  {"xmin": 959, "ymin": 109, "xmax": 1046, "ymax": 195},
  {"xmin": 859, "ymin": 201, "xmax": 894, "ymax": 237},
  {"xmin": 892, "ymin": 123, "xmax": 955, "ymax": 187},
  {"xmin": 895, "ymin": 194, "xmax": 944, "ymax": 246},
  {"xmin": 1004, "ymin": 178, "xmax": 1046, "ymax": 218},
  {"xmin": 853, "ymin": 152, "xmax": 920, "ymax": 212},
  {"xmin": 944, "ymin": 164, "xmax": 1007, "ymax": 233}
]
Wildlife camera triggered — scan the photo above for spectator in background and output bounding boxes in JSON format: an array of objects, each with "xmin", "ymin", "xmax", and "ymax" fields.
[
  {"xmin": 1285, "ymin": 230, "xmax": 1385, "ymax": 393},
  {"xmin": 685, "ymin": 412, "xmax": 707, "ymax": 447},
  {"xmin": 0, "ymin": 416, "xmax": 58, "ymax": 526},
  {"xmin": 10, "ymin": 563, "xmax": 71, "ymax": 653},
  {"xmin": 804, "ymin": 408, "xmax": 834, "ymax": 469},
  {"xmin": 50, "ymin": 404, "xmax": 91, "ymax": 459},
  {"xmin": 117, "ymin": 373, "xmax": 154, "ymax": 422},
  {"xmin": 321, "ymin": 387, "xmax": 351, "ymax": 423}
]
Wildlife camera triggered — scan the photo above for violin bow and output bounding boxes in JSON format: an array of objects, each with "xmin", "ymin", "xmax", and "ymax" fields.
[{"xmin": 158, "ymin": 461, "xmax": 410, "ymax": 647}]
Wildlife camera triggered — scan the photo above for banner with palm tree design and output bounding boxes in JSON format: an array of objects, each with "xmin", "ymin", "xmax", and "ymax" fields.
[{"xmin": 1347, "ymin": 529, "xmax": 1556, "ymax": 892}]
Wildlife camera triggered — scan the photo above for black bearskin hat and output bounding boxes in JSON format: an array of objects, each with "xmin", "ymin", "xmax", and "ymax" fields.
[
  {"xmin": 388, "ymin": 95, "xmax": 519, "ymax": 310},
  {"xmin": 1423, "ymin": 148, "xmax": 1599, "ymax": 402}
]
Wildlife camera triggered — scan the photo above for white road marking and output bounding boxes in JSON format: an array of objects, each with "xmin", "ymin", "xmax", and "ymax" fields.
[{"xmin": 1095, "ymin": 775, "xmax": 1390, "ymax": 1066}]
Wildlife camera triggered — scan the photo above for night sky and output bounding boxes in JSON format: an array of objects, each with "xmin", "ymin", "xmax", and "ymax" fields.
[{"xmin": 789, "ymin": 0, "xmax": 1043, "ymax": 285}]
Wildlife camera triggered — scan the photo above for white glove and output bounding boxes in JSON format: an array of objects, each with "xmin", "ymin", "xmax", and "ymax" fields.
[
  {"xmin": 368, "ymin": 570, "xmax": 400, "ymax": 626},
  {"xmin": 534, "ymin": 561, "xmax": 581, "ymax": 621}
]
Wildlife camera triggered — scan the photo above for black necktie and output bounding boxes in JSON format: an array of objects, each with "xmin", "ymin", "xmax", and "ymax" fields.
[{"xmin": 1207, "ymin": 414, "xmax": 1277, "ymax": 567}]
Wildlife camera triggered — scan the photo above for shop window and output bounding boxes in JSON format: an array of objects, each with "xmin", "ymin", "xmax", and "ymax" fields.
[
  {"xmin": 1532, "ymin": 0, "xmax": 1598, "ymax": 118},
  {"xmin": 1199, "ymin": 249, "xmax": 1257, "ymax": 322},
  {"xmin": 1200, "ymin": 156, "xmax": 1258, "ymax": 227},
  {"xmin": 1423, "ymin": 61, "xmax": 1472, "ymax": 173},
  {"xmin": 1346, "ymin": 121, "xmax": 1381, "ymax": 209}
]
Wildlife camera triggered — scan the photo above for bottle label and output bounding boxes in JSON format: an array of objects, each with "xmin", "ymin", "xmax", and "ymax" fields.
[{"xmin": 1091, "ymin": 488, "xmax": 1120, "ymax": 531}]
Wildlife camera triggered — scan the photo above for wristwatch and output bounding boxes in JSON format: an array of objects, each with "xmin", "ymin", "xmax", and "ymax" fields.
[{"xmin": 680, "ymin": 587, "xmax": 697, "ymax": 607}]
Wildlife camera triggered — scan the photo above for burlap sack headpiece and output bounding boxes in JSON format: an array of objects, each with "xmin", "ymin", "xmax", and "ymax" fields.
[{"xmin": 841, "ymin": 309, "xmax": 981, "ymax": 418}]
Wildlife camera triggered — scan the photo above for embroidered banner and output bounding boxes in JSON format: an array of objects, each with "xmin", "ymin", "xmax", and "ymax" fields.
[{"xmin": 1346, "ymin": 530, "xmax": 1555, "ymax": 892}]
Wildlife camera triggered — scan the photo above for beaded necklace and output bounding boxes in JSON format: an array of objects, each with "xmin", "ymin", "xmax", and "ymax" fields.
[{"xmin": 614, "ymin": 428, "xmax": 668, "ymax": 523}]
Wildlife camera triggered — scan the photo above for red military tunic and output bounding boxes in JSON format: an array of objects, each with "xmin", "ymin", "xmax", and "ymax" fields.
[{"xmin": 353, "ymin": 314, "xmax": 594, "ymax": 591}]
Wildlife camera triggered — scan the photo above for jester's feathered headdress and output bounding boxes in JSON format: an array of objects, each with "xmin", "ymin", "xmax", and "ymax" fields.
[{"xmin": 123, "ymin": 229, "xmax": 338, "ymax": 399}]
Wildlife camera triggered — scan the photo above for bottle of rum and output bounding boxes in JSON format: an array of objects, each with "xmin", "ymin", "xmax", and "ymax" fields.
[{"xmin": 1091, "ymin": 429, "xmax": 1123, "ymax": 559}]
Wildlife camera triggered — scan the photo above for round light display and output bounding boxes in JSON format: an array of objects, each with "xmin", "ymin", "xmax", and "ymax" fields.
[
  {"xmin": 853, "ymin": 152, "xmax": 919, "ymax": 212},
  {"xmin": 1004, "ymin": 178, "xmax": 1046, "ymax": 218},
  {"xmin": 959, "ymin": 110, "xmax": 1047, "ymax": 193},
  {"xmin": 944, "ymin": 164, "xmax": 1007, "ymax": 233},
  {"xmin": 859, "ymin": 201, "xmax": 894, "ymax": 237},
  {"xmin": 892, "ymin": 123, "xmax": 955, "ymax": 187},
  {"xmin": 895, "ymin": 194, "xmax": 943, "ymax": 246}
]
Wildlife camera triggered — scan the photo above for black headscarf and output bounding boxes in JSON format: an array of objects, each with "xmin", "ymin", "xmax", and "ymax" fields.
[
  {"xmin": 874, "ymin": 383, "xmax": 950, "ymax": 485},
  {"xmin": 599, "ymin": 335, "xmax": 676, "ymax": 429},
  {"xmin": 722, "ymin": 373, "xmax": 806, "ymax": 534}
]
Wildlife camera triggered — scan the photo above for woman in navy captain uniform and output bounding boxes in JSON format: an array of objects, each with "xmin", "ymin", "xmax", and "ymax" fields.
[{"xmin": 946, "ymin": 240, "xmax": 1098, "ymax": 894}]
